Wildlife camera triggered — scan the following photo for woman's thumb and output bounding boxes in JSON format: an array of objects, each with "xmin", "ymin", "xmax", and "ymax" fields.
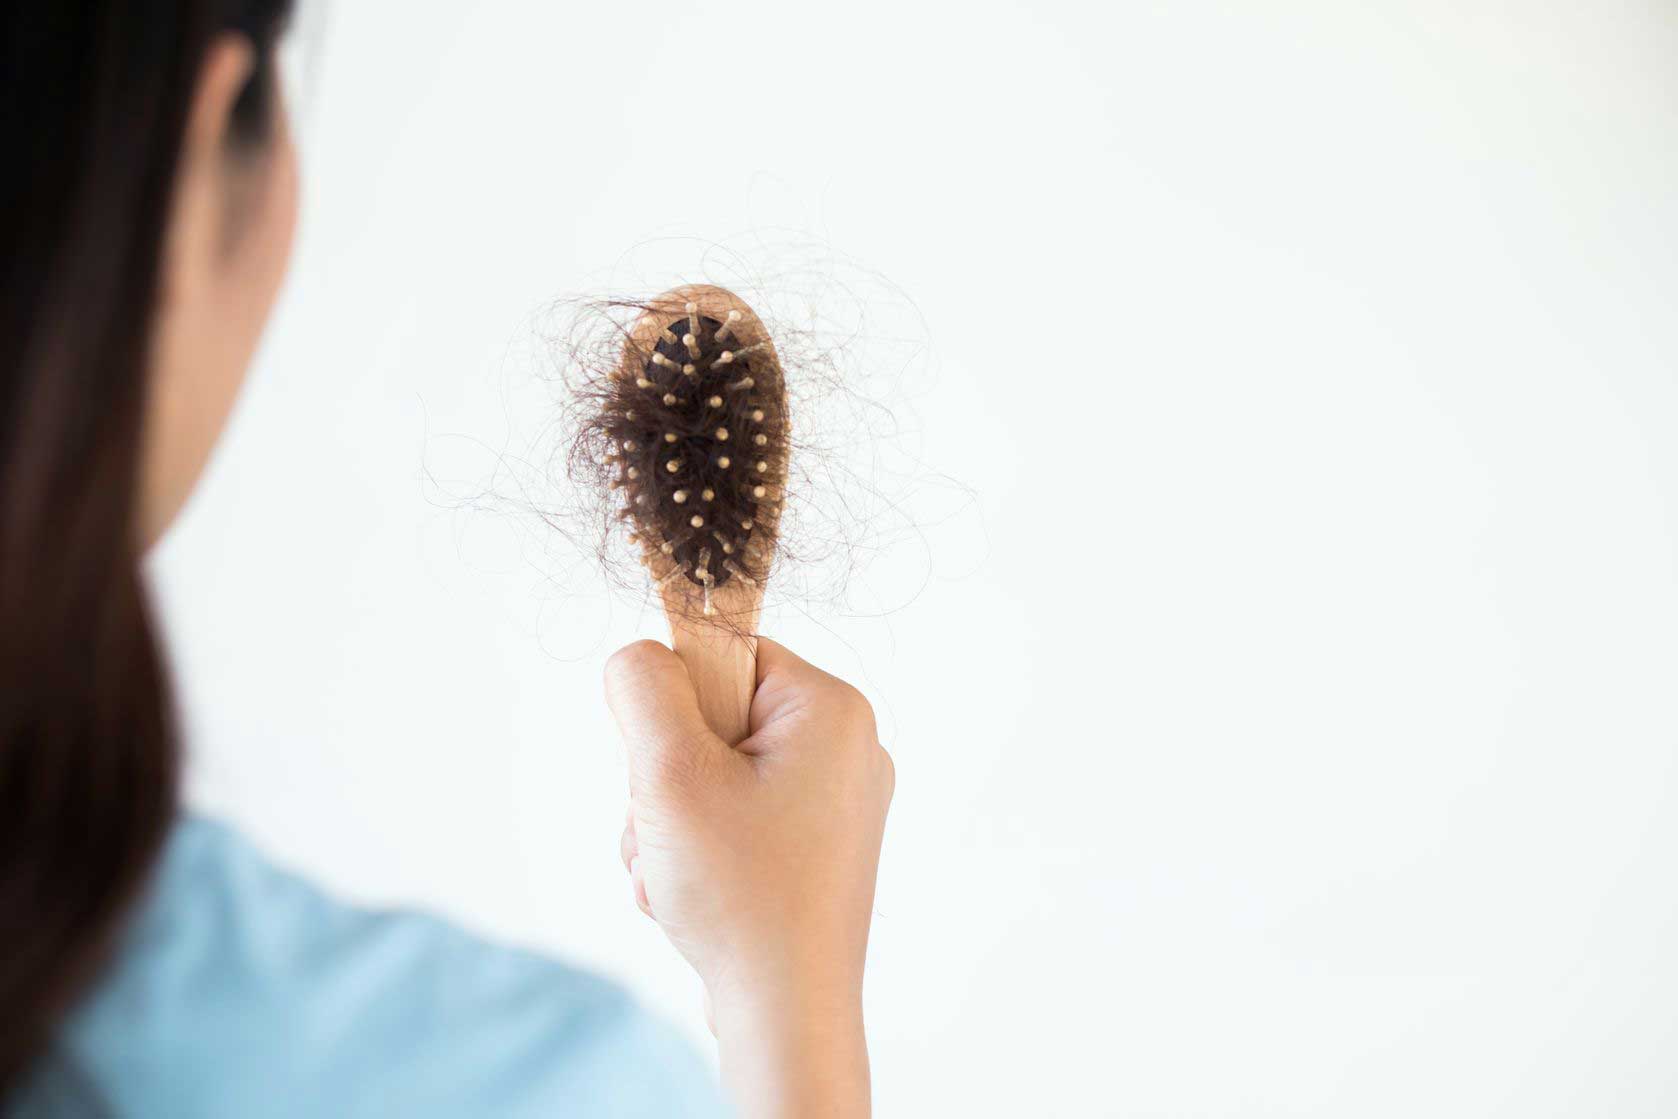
[{"xmin": 603, "ymin": 640, "xmax": 732, "ymax": 793}]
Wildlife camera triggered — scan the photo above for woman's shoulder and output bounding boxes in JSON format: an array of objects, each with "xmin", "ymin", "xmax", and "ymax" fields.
[{"xmin": 17, "ymin": 815, "xmax": 727, "ymax": 1119}]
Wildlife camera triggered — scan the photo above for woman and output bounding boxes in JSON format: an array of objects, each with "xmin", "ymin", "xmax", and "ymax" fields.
[{"xmin": 0, "ymin": 4, "xmax": 895, "ymax": 1116}]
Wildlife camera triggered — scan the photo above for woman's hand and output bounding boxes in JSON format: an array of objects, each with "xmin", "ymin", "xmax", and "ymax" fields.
[{"xmin": 604, "ymin": 637, "xmax": 894, "ymax": 1119}]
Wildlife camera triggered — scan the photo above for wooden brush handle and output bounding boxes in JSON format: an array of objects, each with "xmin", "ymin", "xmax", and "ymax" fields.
[{"xmin": 669, "ymin": 615, "xmax": 758, "ymax": 746}]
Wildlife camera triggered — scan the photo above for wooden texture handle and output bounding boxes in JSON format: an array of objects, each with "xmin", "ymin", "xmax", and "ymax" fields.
[{"xmin": 669, "ymin": 612, "xmax": 758, "ymax": 746}]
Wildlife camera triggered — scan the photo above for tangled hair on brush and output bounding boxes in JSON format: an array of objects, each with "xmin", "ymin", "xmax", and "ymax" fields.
[
  {"xmin": 433, "ymin": 239, "xmax": 969, "ymax": 652},
  {"xmin": 580, "ymin": 294, "xmax": 788, "ymax": 613}
]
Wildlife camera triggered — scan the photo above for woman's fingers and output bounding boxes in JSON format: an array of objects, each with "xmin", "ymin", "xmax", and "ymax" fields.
[
  {"xmin": 621, "ymin": 802, "xmax": 651, "ymax": 917},
  {"xmin": 629, "ymin": 856, "xmax": 652, "ymax": 918},
  {"xmin": 619, "ymin": 815, "xmax": 637, "ymax": 871},
  {"xmin": 744, "ymin": 636, "xmax": 880, "ymax": 763}
]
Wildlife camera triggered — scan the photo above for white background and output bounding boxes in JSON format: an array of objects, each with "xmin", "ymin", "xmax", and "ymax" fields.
[{"xmin": 149, "ymin": 2, "xmax": 1678, "ymax": 1115}]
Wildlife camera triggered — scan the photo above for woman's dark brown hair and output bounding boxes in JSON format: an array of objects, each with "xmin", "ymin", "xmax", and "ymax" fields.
[{"xmin": 0, "ymin": 0, "xmax": 291, "ymax": 1098}]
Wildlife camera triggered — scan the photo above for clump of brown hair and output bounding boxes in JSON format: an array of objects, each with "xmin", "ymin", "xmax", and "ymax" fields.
[
  {"xmin": 569, "ymin": 286, "xmax": 788, "ymax": 619},
  {"xmin": 446, "ymin": 242, "xmax": 964, "ymax": 653}
]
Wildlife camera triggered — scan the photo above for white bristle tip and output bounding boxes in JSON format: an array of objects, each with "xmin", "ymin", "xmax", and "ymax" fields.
[
  {"xmin": 665, "ymin": 460, "xmax": 681, "ymax": 473},
  {"xmin": 689, "ymin": 515, "xmax": 704, "ymax": 528},
  {"xmin": 672, "ymin": 490, "xmax": 689, "ymax": 504}
]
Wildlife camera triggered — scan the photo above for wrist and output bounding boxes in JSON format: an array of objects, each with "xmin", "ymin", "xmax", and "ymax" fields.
[
  {"xmin": 711, "ymin": 975, "xmax": 863, "ymax": 1045},
  {"xmin": 709, "ymin": 970, "xmax": 870, "ymax": 1119},
  {"xmin": 705, "ymin": 930, "xmax": 865, "ymax": 1021}
]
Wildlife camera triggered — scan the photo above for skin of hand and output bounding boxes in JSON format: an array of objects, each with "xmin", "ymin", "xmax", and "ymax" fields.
[{"xmin": 604, "ymin": 637, "xmax": 894, "ymax": 1118}]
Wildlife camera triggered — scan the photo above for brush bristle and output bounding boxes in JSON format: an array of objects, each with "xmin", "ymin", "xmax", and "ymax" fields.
[{"xmin": 607, "ymin": 310, "xmax": 783, "ymax": 590}]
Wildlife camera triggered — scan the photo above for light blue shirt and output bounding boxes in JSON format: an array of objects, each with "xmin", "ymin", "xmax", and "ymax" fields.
[{"xmin": 15, "ymin": 816, "xmax": 728, "ymax": 1118}]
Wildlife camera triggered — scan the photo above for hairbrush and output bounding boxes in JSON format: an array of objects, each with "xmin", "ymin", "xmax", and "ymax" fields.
[{"xmin": 604, "ymin": 285, "xmax": 787, "ymax": 744}]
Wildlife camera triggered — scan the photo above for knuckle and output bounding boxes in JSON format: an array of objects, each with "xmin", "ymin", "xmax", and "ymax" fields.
[
  {"xmin": 823, "ymin": 678, "xmax": 873, "ymax": 724},
  {"xmin": 844, "ymin": 688, "xmax": 879, "ymax": 738}
]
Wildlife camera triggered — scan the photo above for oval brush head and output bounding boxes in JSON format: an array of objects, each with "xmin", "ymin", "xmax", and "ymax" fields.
[{"xmin": 606, "ymin": 285, "xmax": 787, "ymax": 740}]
